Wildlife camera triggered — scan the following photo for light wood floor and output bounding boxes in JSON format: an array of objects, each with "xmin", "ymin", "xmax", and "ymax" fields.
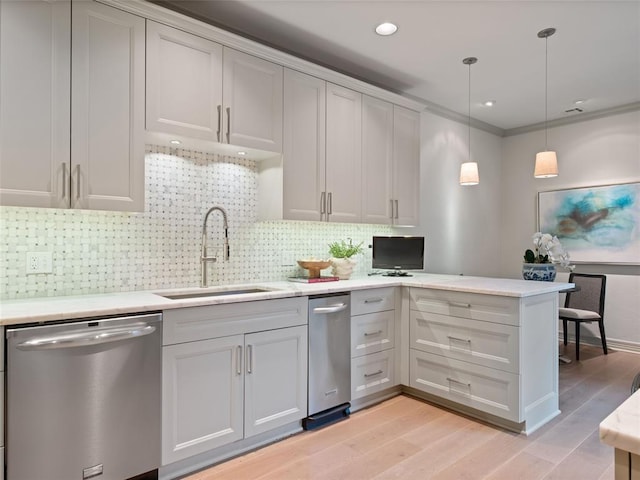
[{"xmin": 185, "ymin": 344, "xmax": 640, "ymax": 480}]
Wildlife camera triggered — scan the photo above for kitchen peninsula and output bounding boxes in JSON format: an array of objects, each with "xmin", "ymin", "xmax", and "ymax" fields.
[{"xmin": 0, "ymin": 274, "xmax": 571, "ymax": 479}]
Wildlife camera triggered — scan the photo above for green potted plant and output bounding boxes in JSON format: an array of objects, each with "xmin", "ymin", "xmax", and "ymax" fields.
[
  {"xmin": 328, "ymin": 238, "xmax": 364, "ymax": 279},
  {"xmin": 523, "ymin": 232, "xmax": 573, "ymax": 281}
]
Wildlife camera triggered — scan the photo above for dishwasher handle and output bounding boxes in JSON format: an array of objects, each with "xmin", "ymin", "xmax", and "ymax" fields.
[
  {"xmin": 16, "ymin": 322, "xmax": 157, "ymax": 350},
  {"xmin": 312, "ymin": 303, "xmax": 348, "ymax": 314}
]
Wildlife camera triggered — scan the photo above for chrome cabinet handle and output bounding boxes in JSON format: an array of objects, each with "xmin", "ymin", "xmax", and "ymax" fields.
[
  {"xmin": 312, "ymin": 303, "xmax": 348, "ymax": 314},
  {"xmin": 16, "ymin": 323, "xmax": 156, "ymax": 350},
  {"xmin": 216, "ymin": 105, "xmax": 222, "ymax": 142},
  {"xmin": 320, "ymin": 191, "xmax": 326, "ymax": 217},
  {"xmin": 364, "ymin": 370, "xmax": 383, "ymax": 378},
  {"xmin": 61, "ymin": 162, "xmax": 67, "ymax": 199},
  {"xmin": 364, "ymin": 298, "xmax": 383, "ymax": 304},
  {"xmin": 447, "ymin": 335, "xmax": 471, "ymax": 344},
  {"xmin": 448, "ymin": 301, "xmax": 471, "ymax": 308},
  {"xmin": 327, "ymin": 192, "xmax": 332, "ymax": 215},
  {"xmin": 390, "ymin": 199, "xmax": 394, "ymax": 219},
  {"xmin": 75, "ymin": 164, "xmax": 81, "ymax": 200},
  {"xmin": 364, "ymin": 330, "xmax": 383, "ymax": 337},
  {"xmin": 226, "ymin": 107, "xmax": 231, "ymax": 143},
  {"xmin": 246, "ymin": 344, "xmax": 253, "ymax": 374},
  {"xmin": 394, "ymin": 199, "xmax": 399, "ymax": 219},
  {"xmin": 446, "ymin": 377, "xmax": 471, "ymax": 387},
  {"xmin": 236, "ymin": 345, "xmax": 242, "ymax": 375}
]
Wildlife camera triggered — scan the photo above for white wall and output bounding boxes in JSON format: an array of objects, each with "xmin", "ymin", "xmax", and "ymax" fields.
[
  {"xmin": 414, "ymin": 111, "xmax": 504, "ymax": 277},
  {"xmin": 501, "ymin": 110, "xmax": 640, "ymax": 350}
]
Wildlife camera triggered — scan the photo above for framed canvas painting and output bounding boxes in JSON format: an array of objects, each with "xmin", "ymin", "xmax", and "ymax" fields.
[{"xmin": 538, "ymin": 182, "xmax": 640, "ymax": 264}]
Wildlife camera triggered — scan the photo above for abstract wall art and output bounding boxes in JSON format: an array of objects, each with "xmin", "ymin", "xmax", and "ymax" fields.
[{"xmin": 538, "ymin": 182, "xmax": 640, "ymax": 264}]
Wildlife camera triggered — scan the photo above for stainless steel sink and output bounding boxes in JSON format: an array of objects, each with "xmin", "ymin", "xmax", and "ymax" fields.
[{"xmin": 159, "ymin": 288, "xmax": 271, "ymax": 300}]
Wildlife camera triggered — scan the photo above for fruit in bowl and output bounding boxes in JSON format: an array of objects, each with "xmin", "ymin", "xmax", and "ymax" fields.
[{"xmin": 297, "ymin": 259, "xmax": 331, "ymax": 278}]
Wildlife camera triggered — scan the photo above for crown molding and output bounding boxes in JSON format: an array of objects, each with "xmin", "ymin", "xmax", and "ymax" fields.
[
  {"xmin": 504, "ymin": 102, "xmax": 640, "ymax": 137},
  {"xmin": 421, "ymin": 100, "xmax": 506, "ymax": 137}
]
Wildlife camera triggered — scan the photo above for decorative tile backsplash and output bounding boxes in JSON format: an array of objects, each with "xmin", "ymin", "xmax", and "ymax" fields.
[{"xmin": 0, "ymin": 145, "xmax": 396, "ymax": 300}]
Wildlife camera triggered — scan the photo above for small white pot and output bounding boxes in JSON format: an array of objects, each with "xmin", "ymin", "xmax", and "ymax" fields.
[{"xmin": 330, "ymin": 257, "xmax": 357, "ymax": 280}]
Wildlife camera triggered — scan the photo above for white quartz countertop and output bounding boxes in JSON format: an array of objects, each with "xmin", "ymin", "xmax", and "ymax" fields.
[
  {"xmin": 600, "ymin": 388, "xmax": 640, "ymax": 456},
  {"xmin": 0, "ymin": 273, "xmax": 573, "ymax": 326}
]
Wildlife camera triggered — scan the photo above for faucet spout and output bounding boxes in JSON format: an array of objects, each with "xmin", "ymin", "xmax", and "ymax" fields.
[{"xmin": 201, "ymin": 206, "xmax": 230, "ymax": 287}]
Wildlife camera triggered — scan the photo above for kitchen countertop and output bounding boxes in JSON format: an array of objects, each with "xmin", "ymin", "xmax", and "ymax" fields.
[
  {"xmin": 600, "ymin": 388, "xmax": 640, "ymax": 456},
  {"xmin": 0, "ymin": 273, "xmax": 573, "ymax": 326}
]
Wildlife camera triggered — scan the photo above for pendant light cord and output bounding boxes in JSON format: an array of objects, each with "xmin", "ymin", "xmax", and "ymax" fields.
[
  {"xmin": 468, "ymin": 61, "xmax": 471, "ymax": 162},
  {"xmin": 544, "ymin": 34, "xmax": 548, "ymax": 150}
]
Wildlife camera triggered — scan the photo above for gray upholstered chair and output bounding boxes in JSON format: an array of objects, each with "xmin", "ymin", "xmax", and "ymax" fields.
[{"xmin": 559, "ymin": 273, "xmax": 607, "ymax": 361}]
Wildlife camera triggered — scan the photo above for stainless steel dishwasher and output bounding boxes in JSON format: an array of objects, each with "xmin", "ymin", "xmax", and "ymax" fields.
[
  {"xmin": 303, "ymin": 293, "xmax": 351, "ymax": 430},
  {"xmin": 6, "ymin": 313, "xmax": 162, "ymax": 480}
]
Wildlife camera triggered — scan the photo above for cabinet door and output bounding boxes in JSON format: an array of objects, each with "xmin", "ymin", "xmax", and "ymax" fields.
[
  {"xmin": 362, "ymin": 95, "xmax": 393, "ymax": 225},
  {"xmin": 244, "ymin": 326, "xmax": 308, "ymax": 438},
  {"xmin": 71, "ymin": 1, "xmax": 145, "ymax": 211},
  {"xmin": 223, "ymin": 48, "xmax": 283, "ymax": 153},
  {"xmin": 162, "ymin": 335, "xmax": 244, "ymax": 465},
  {"xmin": 326, "ymin": 83, "xmax": 362, "ymax": 223},
  {"xmin": 0, "ymin": 0, "xmax": 70, "ymax": 208},
  {"xmin": 146, "ymin": 21, "xmax": 223, "ymax": 141},
  {"xmin": 392, "ymin": 106, "xmax": 420, "ymax": 226},
  {"xmin": 283, "ymin": 69, "xmax": 326, "ymax": 221}
]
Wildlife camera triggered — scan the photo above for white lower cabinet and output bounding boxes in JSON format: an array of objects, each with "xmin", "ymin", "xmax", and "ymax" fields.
[
  {"xmin": 408, "ymin": 287, "xmax": 560, "ymax": 433},
  {"xmin": 352, "ymin": 349, "xmax": 394, "ymax": 400},
  {"xmin": 410, "ymin": 349, "xmax": 520, "ymax": 422},
  {"xmin": 162, "ymin": 335, "xmax": 244, "ymax": 464},
  {"xmin": 161, "ymin": 298, "xmax": 308, "ymax": 466},
  {"xmin": 350, "ymin": 287, "xmax": 397, "ymax": 401},
  {"xmin": 244, "ymin": 326, "xmax": 308, "ymax": 438}
]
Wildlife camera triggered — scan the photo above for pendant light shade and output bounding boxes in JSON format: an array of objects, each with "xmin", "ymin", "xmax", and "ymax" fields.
[
  {"xmin": 535, "ymin": 27, "xmax": 558, "ymax": 178},
  {"xmin": 460, "ymin": 162, "xmax": 479, "ymax": 185},
  {"xmin": 460, "ymin": 56, "xmax": 479, "ymax": 186},
  {"xmin": 534, "ymin": 151, "xmax": 558, "ymax": 178}
]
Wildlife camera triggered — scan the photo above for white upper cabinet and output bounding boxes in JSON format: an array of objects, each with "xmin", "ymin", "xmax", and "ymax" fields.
[
  {"xmin": 392, "ymin": 106, "xmax": 420, "ymax": 226},
  {"xmin": 0, "ymin": 0, "xmax": 70, "ymax": 208},
  {"xmin": 72, "ymin": 1, "xmax": 145, "ymax": 211},
  {"xmin": 362, "ymin": 96, "xmax": 394, "ymax": 225},
  {"xmin": 325, "ymin": 83, "xmax": 362, "ymax": 223},
  {"xmin": 0, "ymin": 0, "xmax": 145, "ymax": 211},
  {"xmin": 146, "ymin": 21, "xmax": 223, "ymax": 141},
  {"xmin": 362, "ymin": 99, "xmax": 420, "ymax": 226},
  {"xmin": 146, "ymin": 22, "xmax": 283, "ymax": 154},
  {"xmin": 223, "ymin": 48, "xmax": 283, "ymax": 153},
  {"xmin": 282, "ymin": 69, "xmax": 326, "ymax": 221}
]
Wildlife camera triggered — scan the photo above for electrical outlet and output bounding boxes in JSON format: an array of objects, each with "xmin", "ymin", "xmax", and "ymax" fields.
[{"xmin": 26, "ymin": 251, "xmax": 53, "ymax": 274}]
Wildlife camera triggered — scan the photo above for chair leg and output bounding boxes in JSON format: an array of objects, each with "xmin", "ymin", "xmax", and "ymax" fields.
[
  {"xmin": 575, "ymin": 322, "xmax": 580, "ymax": 361},
  {"xmin": 563, "ymin": 319, "xmax": 568, "ymax": 345},
  {"xmin": 599, "ymin": 320, "xmax": 608, "ymax": 355}
]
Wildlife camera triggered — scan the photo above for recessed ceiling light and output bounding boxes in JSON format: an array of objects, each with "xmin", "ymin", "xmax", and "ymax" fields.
[
  {"xmin": 483, "ymin": 100, "xmax": 496, "ymax": 107},
  {"xmin": 169, "ymin": 139, "xmax": 181, "ymax": 145},
  {"xmin": 237, "ymin": 151, "xmax": 247, "ymax": 156},
  {"xmin": 574, "ymin": 99, "xmax": 586, "ymax": 105},
  {"xmin": 375, "ymin": 22, "xmax": 398, "ymax": 36}
]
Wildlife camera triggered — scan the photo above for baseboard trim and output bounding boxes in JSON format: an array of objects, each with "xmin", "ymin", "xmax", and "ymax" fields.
[{"xmin": 558, "ymin": 333, "xmax": 640, "ymax": 354}]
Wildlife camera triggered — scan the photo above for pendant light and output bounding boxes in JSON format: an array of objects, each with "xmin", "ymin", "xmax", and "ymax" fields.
[
  {"xmin": 460, "ymin": 56, "xmax": 479, "ymax": 186},
  {"xmin": 534, "ymin": 27, "xmax": 559, "ymax": 178}
]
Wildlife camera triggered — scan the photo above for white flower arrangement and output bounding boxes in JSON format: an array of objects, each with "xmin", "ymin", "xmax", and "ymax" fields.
[{"xmin": 524, "ymin": 232, "xmax": 575, "ymax": 270}]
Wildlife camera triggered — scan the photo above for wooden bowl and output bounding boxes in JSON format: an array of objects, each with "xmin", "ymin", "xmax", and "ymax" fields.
[{"xmin": 297, "ymin": 260, "xmax": 331, "ymax": 278}]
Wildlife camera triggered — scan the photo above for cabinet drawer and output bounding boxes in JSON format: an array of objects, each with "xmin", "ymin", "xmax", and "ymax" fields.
[
  {"xmin": 410, "ymin": 311, "xmax": 519, "ymax": 373},
  {"xmin": 351, "ymin": 350, "xmax": 395, "ymax": 400},
  {"xmin": 351, "ymin": 310, "xmax": 394, "ymax": 357},
  {"xmin": 410, "ymin": 349, "xmax": 520, "ymax": 422},
  {"xmin": 163, "ymin": 297, "xmax": 308, "ymax": 345},
  {"xmin": 410, "ymin": 288, "xmax": 519, "ymax": 326},
  {"xmin": 351, "ymin": 287, "xmax": 395, "ymax": 316}
]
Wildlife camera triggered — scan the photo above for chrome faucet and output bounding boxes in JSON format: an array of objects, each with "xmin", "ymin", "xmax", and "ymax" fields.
[{"xmin": 201, "ymin": 206, "xmax": 230, "ymax": 287}]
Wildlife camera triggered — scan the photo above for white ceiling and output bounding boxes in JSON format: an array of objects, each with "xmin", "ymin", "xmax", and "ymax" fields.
[{"xmin": 154, "ymin": 0, "xmax": 640, "ymax": 132}]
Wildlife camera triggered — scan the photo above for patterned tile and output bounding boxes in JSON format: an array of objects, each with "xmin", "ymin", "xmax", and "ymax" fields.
[{"xmin": 0, "ymin": 145, "xmax": 396, "ymax": 300}]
